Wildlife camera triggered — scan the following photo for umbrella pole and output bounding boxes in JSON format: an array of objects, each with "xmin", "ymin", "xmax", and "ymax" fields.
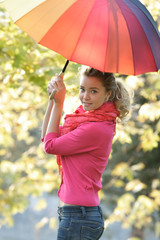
[
  {"xmin": 61, "ymin": 59, "xmax": 70, "ymax": 73},
  {"xmin": 49, "ymin": 60, "xmax": 70, "ymax": 100}
]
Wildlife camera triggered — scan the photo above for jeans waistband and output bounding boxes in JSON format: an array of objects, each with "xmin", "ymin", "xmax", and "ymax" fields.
[{"xmin": 58, "ymin": 205, "xmax": 103, "ymax": 218}]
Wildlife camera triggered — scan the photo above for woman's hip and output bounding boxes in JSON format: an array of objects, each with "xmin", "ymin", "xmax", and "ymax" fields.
[{"xmin": 57, "ymin": 205, "xmax": 104, "ymax": 240}]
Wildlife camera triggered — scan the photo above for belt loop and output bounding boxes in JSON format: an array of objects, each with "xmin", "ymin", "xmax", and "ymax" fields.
[
  {"xmin": 98, "ymin": 206, "xmax": 103, "ymax": 218},
  {"xmin": 57, "ymin": 207, "xmax": 62, "ymax": 221},
  {"xmin": 80, "ymin": 206, "xmax": 86, "ymax": 218},
  {"xmin": 58, "ymin": 207, "xmax": 62, "ymax": 215}
]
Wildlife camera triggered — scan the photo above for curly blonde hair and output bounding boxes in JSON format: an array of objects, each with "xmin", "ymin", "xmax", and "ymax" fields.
[{"xmin": 81, "ymin": 67, "xmax": 131, "ymax": 123}]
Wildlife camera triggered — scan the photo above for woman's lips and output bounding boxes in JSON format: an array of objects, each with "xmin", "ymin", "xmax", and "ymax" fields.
[
  {"xmin": 83, "ymin": 102, "xmax": 92, "ymax": 108},
  {"xmin": 83, "ymin": 102, "xmax": 92, "ymax": 106}
]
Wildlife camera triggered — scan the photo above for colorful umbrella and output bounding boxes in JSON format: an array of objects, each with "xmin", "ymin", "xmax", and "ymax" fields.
[{"xmin": 1, "ymin": 0, "xmax": 160, "ymax": 75}]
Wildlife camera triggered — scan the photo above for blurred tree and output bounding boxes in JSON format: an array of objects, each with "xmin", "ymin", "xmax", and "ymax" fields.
[
  {"xmin": 0, "ymin": 7, "xmax": 80, "ymax": 228},
  {"xmin": 102, "ymin": 73, "xmax": 160, "ymax": 239}
]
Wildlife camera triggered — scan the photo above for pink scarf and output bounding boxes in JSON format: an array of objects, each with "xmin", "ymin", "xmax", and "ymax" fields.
[{"xmin": 57, "ymin": 102, "xmax": 119, "ymax": 174}]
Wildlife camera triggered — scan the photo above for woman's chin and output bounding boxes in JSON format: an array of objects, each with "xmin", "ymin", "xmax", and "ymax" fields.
[{"xmin": 83, "ymin": 104, "xmax": 93, "ymax": 111}]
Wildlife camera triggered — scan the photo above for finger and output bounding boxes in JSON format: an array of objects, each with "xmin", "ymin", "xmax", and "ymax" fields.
[
  {"xmin": 51, "ymin": 74, "xmax": 62, "ymax": 83},
  {"xmin": 47, "ymin": 83, "xmax": 56, "ymax": 94},
  {"xmin": 50, "ymin": 79, "xmax": 56, "ymax": 87},
  {"xmin": 49, "ymin": 74, "xmax": 64, "ymax": 92},
  {"xmin": 55, "ymin": 76, "xmax": 65, "ymax": 89},
  {"xmin": 47, "ymin": 87, "xmax": 52, "ymax": 95},
  {"xmin": 47, "ymin": 83, "xmax": 54, "ymax": 91},
  {"xmin": 52, "ymin": 82, "xmax": 58, "ymax": 92},
  {"xmin": 58, "ymin": 82, "xmax": 65, "ymax": 91}
]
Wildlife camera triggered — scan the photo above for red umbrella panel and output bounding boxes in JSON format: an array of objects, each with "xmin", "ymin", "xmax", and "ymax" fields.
[{"xmin": 1, "ymin": 0, "xmax": 160, "ymax": 75}]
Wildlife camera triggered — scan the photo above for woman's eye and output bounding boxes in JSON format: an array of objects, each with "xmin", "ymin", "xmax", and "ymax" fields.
[
  {"xmin": 91, "ymin": 90, "xmax": 97, "ymax": 94},
  {"xmin": 80, "ymin": 87, "xmax": 85, "ymax": 92}
]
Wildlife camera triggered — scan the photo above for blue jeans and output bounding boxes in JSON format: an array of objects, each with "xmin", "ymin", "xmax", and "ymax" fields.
[{"xmin": 57, "ymin": 205, "xmax": 104, "ymax": 240}]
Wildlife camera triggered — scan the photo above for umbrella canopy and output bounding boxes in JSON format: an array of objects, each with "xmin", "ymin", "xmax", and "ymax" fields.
[{"xmin": 1, "ymin": 0, "xmax": 160, "ymax": 75}]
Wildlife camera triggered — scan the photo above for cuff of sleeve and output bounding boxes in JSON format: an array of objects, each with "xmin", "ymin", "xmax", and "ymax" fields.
[{"xmin": 44, "ymin": 132, "xmax": 59, "ymax": 142}]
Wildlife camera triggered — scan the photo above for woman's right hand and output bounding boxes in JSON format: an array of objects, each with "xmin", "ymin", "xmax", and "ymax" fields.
[{"xmin": 47, "ymin": 74, "xmax": 66, "ymax": 104}]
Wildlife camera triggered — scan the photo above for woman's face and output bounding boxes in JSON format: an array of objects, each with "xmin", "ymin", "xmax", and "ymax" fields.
[{"xmin": 79, "ymin": 75, "xmax": 110, "ymax": 111}]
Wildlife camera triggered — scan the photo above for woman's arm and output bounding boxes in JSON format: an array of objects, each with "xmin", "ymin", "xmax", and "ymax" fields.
[
  {"xmin": 44, "ymin": 122, "xmax": 114, "ymax": 156},
  {"xmin": 46, "ymin": 101, "xmax": 64, "ymax": 134},
  {"xmin": 41, "ymin": 99, "xmax": 54, "ymax": 139},
  {"xmin": 41, "ymin": 74, "xmax": 66, "ymax": 138}
]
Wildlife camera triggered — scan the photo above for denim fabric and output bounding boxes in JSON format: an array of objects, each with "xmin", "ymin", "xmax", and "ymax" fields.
[{"xmin": 57, "ymin": 205, "xmax": 104, "ymax": 240}]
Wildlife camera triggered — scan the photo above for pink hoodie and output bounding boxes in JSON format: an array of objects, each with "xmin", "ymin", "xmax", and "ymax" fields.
[{"xmin": 43, "ymin": 120, "xmax": 115, "ymax": 206}]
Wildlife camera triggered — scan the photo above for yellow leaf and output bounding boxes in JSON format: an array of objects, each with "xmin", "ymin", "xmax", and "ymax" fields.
[
  {"xmin": 112, "ymin": 163, "xmax": 133, "ymax": 180},
  {"xmin": 113, "ymin": 180, "xmax": 125, "ymax": 188},
  {"xmin": 131, "ymin": 163, "xmax": 145, "ymax": 171},
  {"xmin": 112, "ymin": 162, "xmax": 128, "ymax": 176},
  {"xmin": 98, "ymin": 190, "xmax": 104, "ymax": 200},
  {"xmin": 35, "ymin": 217, "xmax": 48, "ymax": 230},
  {"xmin": 126, "ymin": 75, "xmax": 144, "ymax": 90},
  {"xmin": 150, "ymin": 190, "xmax": 160, "ymax": 206},
  {"xmin": 128, "ymin": 238, "xmax": 141, "ymax": 240},
  {"xmin": 138, "ymin": 102, "xmax": 160, "ymax": 122},
  {"xmin": 140, "ymin": 128, "xmax": 160, "ymax": 151},
  {"xmin": 125, "ymin": 179, "xmax": 147, "ymax": 192},
  {"xmin": 34, "ymin": 199, "xmax": 47, "ymax": 211},
  {"xmin": 28, "ymin": 169, "xmax": 43, "ymax": 180},
  {"xmin": 49, "ymin": 218, "xmax": 57, "ymax": 230},
  {"xmin": 137, "ymin": 195, "xmax": 155, "ymax": 213},
  {"xmin": 117, "ymin": 193, "xmax": 135, "ymax": 210},
  {"xmin": 0, "ymin": 160, "xmax": 14, "ymax": 173},
  {"xmin": 155, "ymin": 222, "xmax": 160, "ymax": 238}
]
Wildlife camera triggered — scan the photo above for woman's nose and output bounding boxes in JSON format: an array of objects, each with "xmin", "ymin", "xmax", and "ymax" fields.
[{"xmin": 84, "ymin": 91, "xmax": 90, "ymax": 99}]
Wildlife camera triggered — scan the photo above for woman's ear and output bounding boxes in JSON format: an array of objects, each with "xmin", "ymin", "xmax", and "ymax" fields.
[{"xmin": 105, "ymin": 90, "xmax": 112, "ymax": 102}]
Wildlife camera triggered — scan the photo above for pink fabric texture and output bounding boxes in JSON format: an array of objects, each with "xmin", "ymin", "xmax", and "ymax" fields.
[
  {"xmin": 61, "ymin": 102, "xmax": 119, "ymax": 135},
  {"xmin": 57, "ymin": 102, "xmax": 119, "ymax": 173},
  {"xmin": 43, "ymin": 102, "xmax": 119, "ymax": 206}
]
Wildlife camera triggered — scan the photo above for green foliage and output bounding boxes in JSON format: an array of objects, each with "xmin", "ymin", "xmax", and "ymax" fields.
[
  {"xmin": 103, "ymin": 73, "xmax": 160, "ymax": 238},
  {"xmin": 0, "ymin": 7, "xmax": 80, "ymax": 228}
]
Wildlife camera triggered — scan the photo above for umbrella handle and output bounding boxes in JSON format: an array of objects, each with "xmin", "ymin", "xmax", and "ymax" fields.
[{"xmin": 49, "ymin": 60, "xmax": 69, "ymax": 100}]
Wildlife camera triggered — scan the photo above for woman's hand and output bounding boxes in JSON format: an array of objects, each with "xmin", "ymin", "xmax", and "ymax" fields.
[{"xmin": 47, "ymin": 74, "xmax": 66, "ymax": 104}]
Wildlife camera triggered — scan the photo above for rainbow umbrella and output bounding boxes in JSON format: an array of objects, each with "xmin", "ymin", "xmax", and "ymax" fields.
[{"xmin": 1, "ymin": 0, "xmax": 160, "ymax": 75}]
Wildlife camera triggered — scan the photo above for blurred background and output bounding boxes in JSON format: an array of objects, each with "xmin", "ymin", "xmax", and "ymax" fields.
[{"xmin": 0, "ymin": 1, "xmax": 160, "ymax": 240}]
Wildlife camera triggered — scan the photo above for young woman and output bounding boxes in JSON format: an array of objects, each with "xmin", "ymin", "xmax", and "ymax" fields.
[{"xmin": 41, "ymin": 67, "xmax": 131, "ymax": 240}]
